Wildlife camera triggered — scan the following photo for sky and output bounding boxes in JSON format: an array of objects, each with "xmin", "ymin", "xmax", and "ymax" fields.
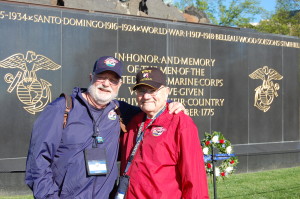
[
  {"xmin": 252, "ymin": 0, "xmax": 277, "ymax": 22},
  {"xmin": 169, "ymin": 0, "xmax": 278, "ymax": 23}
]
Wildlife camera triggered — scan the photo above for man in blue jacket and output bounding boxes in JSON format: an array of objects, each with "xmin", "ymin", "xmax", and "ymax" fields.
[{"xmin": 25, "ymin": 56, "xmax": 184, "ymax": 199}]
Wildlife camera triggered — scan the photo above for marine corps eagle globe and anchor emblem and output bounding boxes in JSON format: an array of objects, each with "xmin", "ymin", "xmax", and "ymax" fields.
[
  {"xmin": 249, "ymin": 66, "xmax": 283, "ymax": 112},
  {"xmin": 0, "ymin": 51, "xmax": 61, "ymax": 114}
]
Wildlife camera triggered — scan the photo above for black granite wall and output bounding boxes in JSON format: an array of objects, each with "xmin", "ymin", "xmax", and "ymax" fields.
[{"xmin": 0, "ymin": 1, "xmax": 299, "ymax": 194}]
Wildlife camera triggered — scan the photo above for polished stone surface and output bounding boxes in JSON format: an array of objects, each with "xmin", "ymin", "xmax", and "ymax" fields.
[{"xmin": 0, "ymin": 1, "xmax": 299, "ymax": 176}]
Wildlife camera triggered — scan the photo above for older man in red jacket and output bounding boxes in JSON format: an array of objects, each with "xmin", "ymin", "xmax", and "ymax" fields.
[{"xmin": 120, "ymin": 68, "xmax": 209, "ymax": 199}]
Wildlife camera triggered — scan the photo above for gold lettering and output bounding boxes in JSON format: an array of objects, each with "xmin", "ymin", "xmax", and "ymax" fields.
[
  {"xmin": 5, "ymin": 10, "xmax": 299, "ymax": 48},
  {"xmin": 121, "ymin": 76, "xmax": 136, "ymax": 84},
  {"xmin": 117, "ymin": 97, "xmax": 138, "ymax": 106},
  {"xmin": 167, "ymin": 77, "xmax": 223, "ymax": 87},
  {"xmin": 187, "ymin": 98, "xmax": 225, "ymax": 106},
  {"xmin": 160, "ymin": 67, "xmax": 178, "ymax": 75},
  {"xmin": 190, "ymin": 68, "xmax": 205, "ymax": 76},
  {"xmin": 200, "ymin": 108, "xmax": 214, "ymax": 116},
  {"xmin": 168, "ymin": 98, "xmax": 186, "ymax": 106},
  {"xmin": 178, "ymin": 88, "xmax": 204, "ymax": 96},
  {"xmin": 169, "ymin": 88, "xmax": 178, "ymax": 95},
  {"xmin": 187, "ymin": 109, "xmax": 200, "ymax": 116},
  {"xmin": 128, "ymin": 87, "xmax": 135, "ymax": 95}
]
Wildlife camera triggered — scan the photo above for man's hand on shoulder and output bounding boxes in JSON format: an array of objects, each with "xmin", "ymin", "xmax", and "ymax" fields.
[{"xmin": 168, "ymin": 102, "xmax": 188, "ymax": 115}]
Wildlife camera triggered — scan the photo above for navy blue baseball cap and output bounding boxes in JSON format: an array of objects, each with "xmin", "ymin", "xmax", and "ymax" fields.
[{"xmin": 93, "ymin": 56, "xmax": 123, "ymax": 78}]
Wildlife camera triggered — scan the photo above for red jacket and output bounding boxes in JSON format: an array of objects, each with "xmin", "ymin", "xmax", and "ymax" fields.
[{"xmin": 120, "ymin": 107, "xmax": 209, "ymax": 199}]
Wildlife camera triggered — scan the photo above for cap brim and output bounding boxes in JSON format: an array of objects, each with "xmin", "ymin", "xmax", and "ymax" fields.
[
  {"xmin": 94, "ymin": 69, "xmax": 121, "ymax": 78},
  {"xmin": 132, "ymin": 81, "xmax": 163, "ymax": 90}
]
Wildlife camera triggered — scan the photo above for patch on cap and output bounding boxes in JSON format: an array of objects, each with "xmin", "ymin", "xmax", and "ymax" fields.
[
  {"xmin": 143, "ymin": 73, "xmax": 149, "ymax": 78},
  {"xmin": 104, "ymin": 57, "xmax": 119, "ymax": 67}
]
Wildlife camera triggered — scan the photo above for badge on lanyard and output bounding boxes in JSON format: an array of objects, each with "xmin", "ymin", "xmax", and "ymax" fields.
[
  {"xmin": 84, "ymin": 148, "xmax": 108, "ymax": 176},
  {"xmin": 96, "ymin": 136, "xmax": 104, "ymax": 144}
]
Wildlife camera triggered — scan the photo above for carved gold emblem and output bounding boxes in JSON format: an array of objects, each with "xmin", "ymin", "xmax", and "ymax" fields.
[
  {"xmin": 249, "ymin": 66, "xmax": 283, "ymax": 112},
  {"xmin": 0, "ymin": 51, "xmax": 61, "ymax": 114}
]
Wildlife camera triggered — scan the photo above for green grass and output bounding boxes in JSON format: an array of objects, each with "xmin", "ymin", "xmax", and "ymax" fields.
[
  {"xmin": 1, "ymin": 166, "xmax": 299, "ymax": 199},
  {"xmin": 0, "ymin": 197, "xmax": 33, "ymax": 199},
  {"xmin": 208, "ymin": 166, "xmax": 300, "ymax": 199}
]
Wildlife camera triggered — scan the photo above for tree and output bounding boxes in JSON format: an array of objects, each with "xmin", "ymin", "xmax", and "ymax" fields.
[
  {"xmin": 175, "ymin": 0, "xmax": 265, "ymax": 27},
  {"xmin": 175, "ymin": 0, "xmax": 196, "ymax": 10},
  {"xmin": 254, "ymin": 0, "xmax": 300, "ymax": 37}
]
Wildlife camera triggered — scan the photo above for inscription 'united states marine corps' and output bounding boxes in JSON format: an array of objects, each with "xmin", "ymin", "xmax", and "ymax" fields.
[
  {"xmin": 0, "ymin": 51, "xmax": 61, "ymax": 114},
  {"xmin": 249, "ymin": 66, "xmax": 283, "ymax": 112}
]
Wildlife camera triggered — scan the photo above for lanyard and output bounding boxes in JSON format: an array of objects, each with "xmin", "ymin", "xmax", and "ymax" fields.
[
  {"xmin": 84, "ymin": 92, "xmax": 109, "ymax": 148},
  {"xmin": 124, "ymin": 106, "xmax": 166, "ymax": 174},
  {"xmin": 87, "ymin": 102, "xmax": 106, "ymax": 148},
  {"xmin": 91, "ymin": 109, "xmax": 105, "ymax": 148}
]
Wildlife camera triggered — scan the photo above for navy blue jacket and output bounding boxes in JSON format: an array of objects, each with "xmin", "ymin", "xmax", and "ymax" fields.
[{"xmin": 25, "ymin": 87, "xmax": 139, "ymax": 199}]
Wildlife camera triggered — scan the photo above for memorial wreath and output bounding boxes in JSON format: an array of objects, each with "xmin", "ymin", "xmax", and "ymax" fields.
[{"xmin": 201, "ymin": 131, "xmax": 238, "ymax": 180}]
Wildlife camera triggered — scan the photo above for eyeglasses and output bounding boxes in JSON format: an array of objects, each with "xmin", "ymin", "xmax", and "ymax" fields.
[
  {"xmin": 135, "ymin": 86, "xmax": 165, "ymax": 96},
  {"xmin": 94, "ymin": 75, "xmax": 120, "ymax": 86}
]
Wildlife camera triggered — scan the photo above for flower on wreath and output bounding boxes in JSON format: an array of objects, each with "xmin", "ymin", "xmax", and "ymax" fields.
[
  {"xmin": 201, "ymin": 131, "xmax": 239, "ymax": 181},
  {"xmin": 207, "ymin": 163, "xmax": 212, "ymax": 169},
  {"xmin": 215, "ymin": 167, "xmax": 220, "ymax": 176},
  {"xmin": 225, "ymin": 166, "xmax": 234, "ymax": 173},
  {"xmin": 226, "ymin": 146, "xmax": 232, "ymax": 154},
  {"xmin": 203, "ymin": 147, "xmax": 209, "ymax": 155},
  {"xmin": 212, "ymin": 136, "xmax": 219, "ymax": 143}
]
